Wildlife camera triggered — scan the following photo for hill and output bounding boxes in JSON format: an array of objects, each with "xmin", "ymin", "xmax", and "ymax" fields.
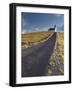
[{"xmin": 21, "ymin": 31, "xmax": 53, "ymax": 48}]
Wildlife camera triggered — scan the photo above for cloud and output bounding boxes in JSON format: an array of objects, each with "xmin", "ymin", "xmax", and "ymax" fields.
[
  {"xmin": 55, "ymin": 14, "xmax": 62, "ymax": 17},
  {"xmin": 57, "ymin": 24, "xmax": 64, "ymax": 32},
  {"xmin": 33, "ymin": 27, "xmax": 49, "ymax": 32},
  {"xmin": 22, "ymin": 19, "xmax": 27, "ymax": 28},
  {"xmin": 22, "ymin": 26, "xmax": 50, "ymax": 34},
  {"xmin": 48, "ymin": 14, "xmax": 63, "ymax": 17},
  {"xmin": 22, "ymin": 24, "xmax": 64, "ymax": 33}
]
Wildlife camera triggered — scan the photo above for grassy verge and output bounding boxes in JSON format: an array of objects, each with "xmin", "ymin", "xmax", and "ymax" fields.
[{"xmin": 47, "ymin": 32, "xmax": 64, "ymax": 76}]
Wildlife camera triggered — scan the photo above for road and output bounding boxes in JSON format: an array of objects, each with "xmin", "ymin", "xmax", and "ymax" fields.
[{"xmin": 22, "ymin": 32, "xmax": 57, "ymax": 77}]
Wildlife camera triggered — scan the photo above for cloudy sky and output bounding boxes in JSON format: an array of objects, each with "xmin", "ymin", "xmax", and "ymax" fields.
[{"xmin": 21, "ymin": 12, "xmax": 64, "ymax": 33}]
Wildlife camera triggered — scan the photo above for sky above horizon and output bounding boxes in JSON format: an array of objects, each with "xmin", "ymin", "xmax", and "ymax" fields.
[{"xmin": 21, "ymin": 12, "xmax": 64, "ymax": 33}]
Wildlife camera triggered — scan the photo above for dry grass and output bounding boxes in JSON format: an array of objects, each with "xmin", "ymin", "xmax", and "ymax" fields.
[
  {"xmin": 21, "ymin": 31, "xmax": 53, "ymax": 48},
  {"xmin": 47, "ymin": 32, "xmax": 64, "ymax": 76},
  {"xmin": 56, "ymin": 32, "xmax": 64, "ymax": 64},
  {"xmin": 21, "ymin": 32, "xmax": 64, "ymax": 76}
]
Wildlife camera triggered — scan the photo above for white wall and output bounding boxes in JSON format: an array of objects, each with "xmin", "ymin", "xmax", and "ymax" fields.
[{"xmin": 0, "ymin": 0, "xmax": 72, "ymax": 89}]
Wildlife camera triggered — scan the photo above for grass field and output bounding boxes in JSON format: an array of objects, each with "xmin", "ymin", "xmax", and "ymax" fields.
[
  {"xmin": 21, "ymin": 32, "xmax": 64, "ymax": 76},
  {"xmin": 21, "ymin": 31, "xmax": 53, "ymax": 48},
  {"xmin": 47, "ymin": 32, "xmax": 64, "ymax": 76}
]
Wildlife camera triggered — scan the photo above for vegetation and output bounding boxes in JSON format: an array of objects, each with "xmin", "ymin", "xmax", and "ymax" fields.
[
  {"xmin": 21, "ymin": 31, "xmax": 64, "ymax": 76},
  {"xmin": 47, "ymin": 32, "xmax": 64, "ymax": 76},
  {"xmin": 21, "ymin": 31, "xmax": 53, "ymax": 48}
]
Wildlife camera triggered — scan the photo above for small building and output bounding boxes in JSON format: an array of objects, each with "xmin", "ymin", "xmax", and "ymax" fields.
[{"xmin": 48, "ymin": 25, "xmax": 57, "ymax": 32}]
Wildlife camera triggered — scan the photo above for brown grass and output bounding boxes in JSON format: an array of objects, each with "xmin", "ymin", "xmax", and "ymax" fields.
[
  {"xmin": 21, "ymin": 31, "xmax": 53, "ymax": 48},
  {"xmin": 47, "ymin": 32, "xmax": 64, "ymax": 76}
]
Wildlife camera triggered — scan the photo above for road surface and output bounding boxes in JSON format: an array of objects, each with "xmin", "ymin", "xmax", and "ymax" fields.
[{"xmin": 22, "ymin": 32, "xmax": 56, "ymax": 77}]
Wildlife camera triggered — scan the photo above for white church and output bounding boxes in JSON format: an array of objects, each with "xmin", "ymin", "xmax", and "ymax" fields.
[{"xmin": 48, "ymin": 25, "xmax": 57, "ymax": 32}]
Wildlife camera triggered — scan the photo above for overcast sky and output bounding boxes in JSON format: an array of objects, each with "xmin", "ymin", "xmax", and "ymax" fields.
[{"xmin": 21, "ymin": 12, "xmax": 64, "ymax": 33}]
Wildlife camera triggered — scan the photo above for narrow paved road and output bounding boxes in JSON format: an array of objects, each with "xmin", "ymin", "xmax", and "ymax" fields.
[{"xmin": 22, "ymin": 33, "xmax": 57, "ymax": 77}]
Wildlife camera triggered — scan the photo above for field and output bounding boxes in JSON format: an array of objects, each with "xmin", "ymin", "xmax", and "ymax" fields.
[
  {"xmin": 21, "ymin": 32, "xmax": 64, "ymax": 76},
  {"xmin": 47, "ymin": 32, "xmax": 64, "ymax": 76},
  {"xmin": 21, "ymin": 31, "xmax": 53, "ymax": 48}
]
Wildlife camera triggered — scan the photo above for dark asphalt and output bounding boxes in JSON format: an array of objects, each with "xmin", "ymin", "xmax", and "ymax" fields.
[{"xmin": 22, "ymin": 33, "xmax": 56, "ymax": 77}]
